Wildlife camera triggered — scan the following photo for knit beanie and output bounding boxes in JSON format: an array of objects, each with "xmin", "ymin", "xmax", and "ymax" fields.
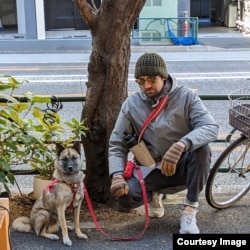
[{"xmin": 134, "ymin": 53, "xmax": 168, "ymax": 79}]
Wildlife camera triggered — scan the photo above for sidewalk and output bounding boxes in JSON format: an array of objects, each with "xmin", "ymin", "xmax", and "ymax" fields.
[
  {"xmin": 9, "ymin": 192, "xmax": 250, "ymax": 250},
  {"xmin": 1, "ymin": 25, "xmax": 250, "ymax": 53}
]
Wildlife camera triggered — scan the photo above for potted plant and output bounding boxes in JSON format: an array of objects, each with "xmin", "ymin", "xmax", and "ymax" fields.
[
  {"xmin": 0, "ymin": 74, "xmax": 46, "ymax": 195},
  {"xmin": 0, "ymin": 74, "xmax": 88, "ymax": 197}
]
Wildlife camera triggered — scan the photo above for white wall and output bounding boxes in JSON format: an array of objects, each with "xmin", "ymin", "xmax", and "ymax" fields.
[
  {"xmin": 138, "ymin": 0, "xmax": 178, "ymax": 44},
  {"xmin": 141, "ymin": 0, "xmax": 177, "ymax": 18},
  {"xmin": 35, "ymin": 0, "xmax": 45, "ymax": 39}
]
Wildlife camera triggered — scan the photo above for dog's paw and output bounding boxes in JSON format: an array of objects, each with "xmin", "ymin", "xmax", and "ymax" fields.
[
  {"xmin": 67, "ymin": 225, "xmax": 74, "ymax": 231},
  {"xmin": 77, "ymin": 232, "xmax": 88, "ymax": 240},
  {"xmin": 45, "ymin": 233, "xmax": 60, "ymax": 240},
  {"xmin": 63, "ymin": 238, "xmax": 72, "ymax": 246}
]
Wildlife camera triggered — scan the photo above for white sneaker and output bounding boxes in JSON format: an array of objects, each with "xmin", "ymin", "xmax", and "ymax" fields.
[
  {"xmin": 179, "ymin": 206, "xmax": 200, "ymax": 234},
  {"xmin": 149, "ymin": 192, "xmax": 164, "ymax": 218}
]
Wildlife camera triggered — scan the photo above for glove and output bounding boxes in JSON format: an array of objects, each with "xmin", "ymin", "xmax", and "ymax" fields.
[
  {"xmin": 161, "ymin": 142, "xmax": 185, "ymax": 176},
  {"xmin": 110, "ymin": 175, "xmax": 129, "ymax": 197}
]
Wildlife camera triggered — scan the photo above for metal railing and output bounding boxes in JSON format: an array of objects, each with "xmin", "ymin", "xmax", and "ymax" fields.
[
  {"xmin": 0, "ymin": 93, "xmax": 239, "ymax": 103},
  {"xmin": 131, "ymin": 17, "xmax": 199, "ymax": 45},
  {"xmin": 2, "ymin": 93, "xmax": 249, "ymax": 176}
]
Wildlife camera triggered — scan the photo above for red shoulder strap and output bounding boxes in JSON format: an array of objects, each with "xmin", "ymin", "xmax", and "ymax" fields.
[{"xmin": 139, "ymin": 95, "xmax": 169, "ymax": 141}]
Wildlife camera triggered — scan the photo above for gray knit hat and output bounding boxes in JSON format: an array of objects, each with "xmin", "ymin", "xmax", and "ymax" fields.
[{"xmin": 134, "ymin": 53, "xmax": 168, "ymax": 79}]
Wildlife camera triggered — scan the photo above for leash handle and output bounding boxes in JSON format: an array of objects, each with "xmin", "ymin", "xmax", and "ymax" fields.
[{"xmin": 83, "ymin": 166, "xmax": 149, "ymax": 241}]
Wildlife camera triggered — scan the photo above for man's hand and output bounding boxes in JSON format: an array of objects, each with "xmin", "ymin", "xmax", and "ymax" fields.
[
  {"xmin": 161, "ymin": 142, "xmax": 185, "ymax": 176},
  {"xmin": 110, "ymin": 175, "xmax": 129, "ymax": 197}
]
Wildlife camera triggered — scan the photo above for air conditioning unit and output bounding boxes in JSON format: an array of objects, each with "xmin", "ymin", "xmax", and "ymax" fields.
[
  {"xmin": 139, "ymin": 31, "xmax": 171, "ymax": 45},
  {"xmin": 141, "ymin": 31, "xmax": 161, "ymax": 41}
]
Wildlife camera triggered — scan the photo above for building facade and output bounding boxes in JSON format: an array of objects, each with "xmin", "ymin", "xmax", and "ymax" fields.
[{"xmin": 0, "ymin": 0, "xmax": 248, "ymax": 40}]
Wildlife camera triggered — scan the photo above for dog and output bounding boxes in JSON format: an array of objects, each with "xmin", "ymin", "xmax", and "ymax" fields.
[{"xmin": 12, "ymin": 142, "xmax": 88, "ymax": 246}]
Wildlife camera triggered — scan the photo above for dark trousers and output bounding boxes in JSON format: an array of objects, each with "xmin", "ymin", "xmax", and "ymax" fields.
[{"xmin": 119, "ymin": 145, "xmax": 211, "ymax": 209}]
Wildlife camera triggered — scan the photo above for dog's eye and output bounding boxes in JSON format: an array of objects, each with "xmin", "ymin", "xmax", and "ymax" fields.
[{"xmin": 61, "ymin": 157, "xmax": 67, "ymax": 162}]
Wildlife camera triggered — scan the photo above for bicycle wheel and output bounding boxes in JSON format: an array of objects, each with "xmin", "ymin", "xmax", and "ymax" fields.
[{"xmin": 206, "ymin": 135, "xmax": 250, "ymax": 209}]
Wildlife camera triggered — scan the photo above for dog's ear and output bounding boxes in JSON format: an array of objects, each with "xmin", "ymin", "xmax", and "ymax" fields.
[
  {"xmin": 72, "ymin": 141, "xmax": 81, "ymax": 155},
  {"xmin": 55, "ymin": 143, "xmax": 65, "ymax": 156}
]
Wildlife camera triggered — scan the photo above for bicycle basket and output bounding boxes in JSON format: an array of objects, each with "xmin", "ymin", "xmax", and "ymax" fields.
[{"xmin": 228, "ymin": 88, "xmax": 250, "ymax": 137}]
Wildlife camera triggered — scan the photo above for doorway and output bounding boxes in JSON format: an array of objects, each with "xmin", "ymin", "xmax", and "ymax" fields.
[{"xmin": 44, "ymin": 0, "xmax": 100, "ymax": 30}]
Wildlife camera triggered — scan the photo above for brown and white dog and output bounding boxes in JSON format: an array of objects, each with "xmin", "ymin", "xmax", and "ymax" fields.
[{"xmin": 12, "ymin": 142, "xmax": 87, "ymax": 246}]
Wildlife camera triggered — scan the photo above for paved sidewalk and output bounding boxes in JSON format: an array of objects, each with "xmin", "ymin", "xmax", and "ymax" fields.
[
  {"xmin": 9, "ymin": 193, "xmax": 250, "ymax": 250},
  {"xmin": 1, "ymin": 26, "xmax": 250, "ymax": 53}
]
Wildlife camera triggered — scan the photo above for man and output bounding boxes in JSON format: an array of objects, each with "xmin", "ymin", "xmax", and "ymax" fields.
[{"xmin": 108, "ymin": 52, "xmax": 219, "ymax": 234}]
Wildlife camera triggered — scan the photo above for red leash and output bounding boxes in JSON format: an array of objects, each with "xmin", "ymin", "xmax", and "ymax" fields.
[
  {"xmin": 83, "ymin": 96, "xmax": 169, "ymax": 240},
  {"xmin": 83, "ymin": 165, "xmax": 149, "ymax": 241}
]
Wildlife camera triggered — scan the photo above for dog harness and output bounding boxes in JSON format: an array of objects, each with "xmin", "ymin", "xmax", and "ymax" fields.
[{"xmin": 45, "ymin": 178, "xmax": 80, "ymax": 210}]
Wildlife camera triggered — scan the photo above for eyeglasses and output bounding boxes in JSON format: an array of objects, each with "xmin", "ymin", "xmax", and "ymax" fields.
[{"xmin": 136, "ymin": 76, "xmax": 159, "ymax": 86}]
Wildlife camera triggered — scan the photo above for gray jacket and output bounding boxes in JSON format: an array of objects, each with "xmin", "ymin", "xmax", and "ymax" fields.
[{"xmin": 109, "ymin": 76, "xmax": 219, "ymax": 178}]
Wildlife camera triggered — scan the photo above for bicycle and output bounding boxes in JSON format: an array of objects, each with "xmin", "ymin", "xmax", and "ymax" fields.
[{"xmin": 205, "ymin": 88, "xmax": 250, "ymax": 209}]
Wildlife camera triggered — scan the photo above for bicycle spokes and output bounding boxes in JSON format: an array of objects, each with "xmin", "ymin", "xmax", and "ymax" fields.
[{"xmin": 206, "ymin": 136, "xmax": 250, "ymax": 209}]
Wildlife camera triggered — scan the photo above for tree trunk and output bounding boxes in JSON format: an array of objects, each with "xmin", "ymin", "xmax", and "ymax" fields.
[{"xmin": 75, "ymin": 0, "xmax": 145, "ymax": 203}]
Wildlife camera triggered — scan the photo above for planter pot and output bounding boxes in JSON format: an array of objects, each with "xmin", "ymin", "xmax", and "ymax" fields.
[
  {"xmin": 0, "ymin": 192, "xmax": 9, "ymax": 198},
  {"xmin": 30, "ymin": 175, "xmax": 51, "ymax": 200},
  {"xmin": 0, "ymin": 185, "xmax": 9, "ymax": 198}
]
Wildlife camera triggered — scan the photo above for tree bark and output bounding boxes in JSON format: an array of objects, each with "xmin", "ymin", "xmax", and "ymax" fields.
[{"xmin": 74, "ymin": 0, "xmax": 146, "ymax": 203}]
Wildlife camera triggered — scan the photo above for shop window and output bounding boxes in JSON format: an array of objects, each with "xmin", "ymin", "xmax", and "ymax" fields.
[
  {"xmin": 145, "ymin": 0, "xmax": 162, "ymax": 6},
  {"xmin": 153, "ymin": 0, "xmax": 162, "ymax": 6}
]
